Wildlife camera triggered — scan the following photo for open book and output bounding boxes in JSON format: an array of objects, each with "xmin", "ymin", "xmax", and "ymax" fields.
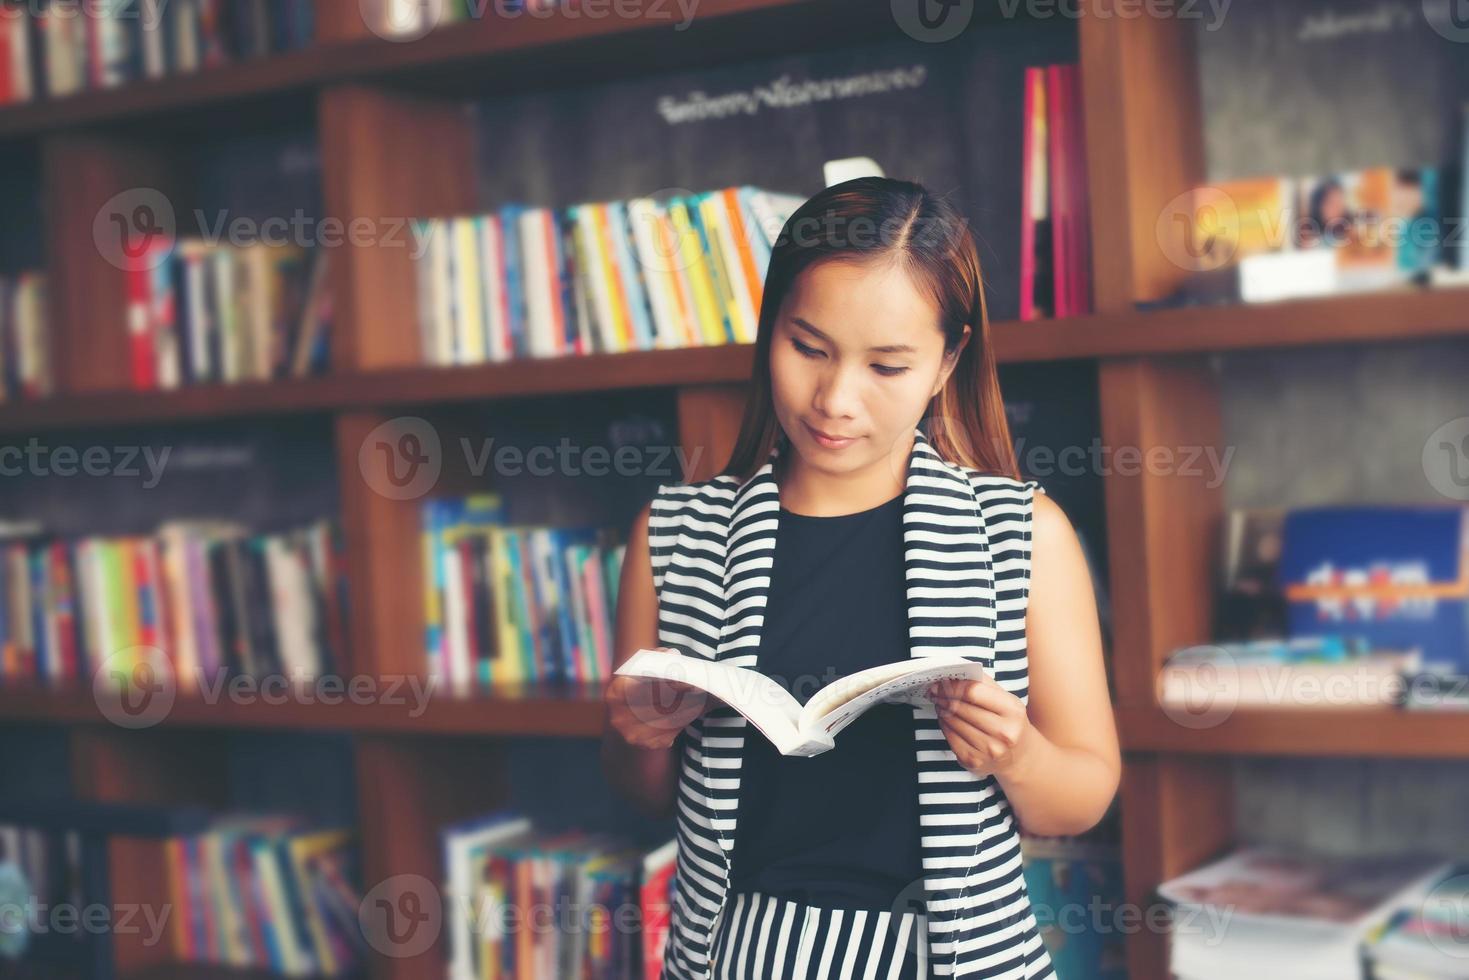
[{"xmin": 614, "ymin": 648, "xmax": 991, "ymax": 757}]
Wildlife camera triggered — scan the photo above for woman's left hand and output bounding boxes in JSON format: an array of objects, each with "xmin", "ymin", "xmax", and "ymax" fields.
[{"xmin": 927, "ymin": 675, "xmax": 1042, "ymax": 780}]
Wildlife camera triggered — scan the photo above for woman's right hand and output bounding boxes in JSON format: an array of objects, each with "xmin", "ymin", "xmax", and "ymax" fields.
[{"xmin": 605, "ymin": 646, "xmax": 717, "ymax": 749}]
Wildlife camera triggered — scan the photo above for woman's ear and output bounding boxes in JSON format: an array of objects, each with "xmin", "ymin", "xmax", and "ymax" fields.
[{"xmin": 932, "ymin": 324, "xmax": 972, "ymax": 397}]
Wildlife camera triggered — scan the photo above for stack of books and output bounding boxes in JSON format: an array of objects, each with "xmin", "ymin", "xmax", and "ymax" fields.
[
  {"xmin": 0, "ymin": 518, "xmax": 348, "ymax": 688},
  {"xmin": 440, "ymin": 811, "xmax": 677, "ymax": 980},
  {"xmin": 422, "ymin": 494, "xmax": 624, "ymax": 692},
  {"xmin": 125, "ymin": 240, "xmax": 330, "ymax": 391},
  {"xmin": 0, "ymin": 271, "xmax": 50, "ymax": 400},
  {"xmin": 0, "ymin": 0, "xmax": 316, "ymax": 106},
  {"xmin": 1158, "ymin": 637, "xmax": 1422, "ymax": 710},
  {"xmin": 1160, "ymin": 846, "xmax": 1454, "ymax": 980},
  {"xmin": 162, "ymin": 815, "xmax": 362, "ymax": 976},
  {"xmin": 1019, "ymin": 63, "xmax": 1092, "ymax": 320},
  {"xmin": 411, "ymin": 186, "xmax": 805, "ymax": 366},
  {"xmin": 1364, "ymin": 866, "xmax": 1469, "ymax": 978}
]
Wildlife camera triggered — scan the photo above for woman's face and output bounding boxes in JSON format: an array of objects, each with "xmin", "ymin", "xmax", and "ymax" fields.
[{"xmin": 769, "ymin": 258, "xmax": 968, "ymax": 477}]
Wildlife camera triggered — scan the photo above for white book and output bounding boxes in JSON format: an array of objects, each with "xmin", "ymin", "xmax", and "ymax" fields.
[
  {"xmin": 478, "ymin": 214, "xmax": 511, "ymax": 362},
  {"xmin": 442, "ymin": 815, "xmax": 533, "ymax": 980},
  {"xmin": 518, "ymin": 208, "xmax": 556, "ymax": 358},
  {"xmin": 626, "ymin": 198, "xmax": 682, "ymax": 350},
  {"xmin": 615, "ymin": 648, "xmax": 992, "ymax": 757},
  {"xmin": 574, "ymin": 205, "xmax": 622, "ymax": 354}
]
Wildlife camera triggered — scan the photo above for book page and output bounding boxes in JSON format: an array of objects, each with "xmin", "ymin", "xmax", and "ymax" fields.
[
  {"xmin": 614, "ymin": 649, "xmax": 806, "ymax": 753},
  {"xmin": 799, "ymin": 656, "xmax": 991, "ymax": 740}
]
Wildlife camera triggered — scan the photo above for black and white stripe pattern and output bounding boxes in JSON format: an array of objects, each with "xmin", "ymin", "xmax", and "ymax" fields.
[
  {"xmin": 648, "ymin": 427, "xmax": 1055, "ymax": 980},
  {"xmin": 709, "ymin": 890, "xmax": 928, "ymax": 980}
]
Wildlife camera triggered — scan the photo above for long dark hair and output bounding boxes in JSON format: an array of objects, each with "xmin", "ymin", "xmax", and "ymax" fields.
[{"xmin": 720, "ymin": 176, "xmax": 1019, "ymax": 482}]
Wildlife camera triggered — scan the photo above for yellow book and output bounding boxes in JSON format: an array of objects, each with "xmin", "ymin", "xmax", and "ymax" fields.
[
  {"xmin": 591, "ymin": 204, "xmax": 633, "ymax": 350},
  {"xmin": 287, "ymin": 828, "xmax": 355, "ymax": 975},
  {"xmin": 454, "ymin": 216, "xmax": 487, "ymax": 363},
  {"xmin": 667, "ymin": 199, "xmax": 725, "ymax": 344},
  {"xmin": 487, "ymin": 527, "xmax": 523, "ymax": 685}
]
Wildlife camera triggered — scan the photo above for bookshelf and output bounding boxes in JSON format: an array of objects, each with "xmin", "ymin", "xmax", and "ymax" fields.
[{"xmin": 1, "ymin": 1, "xmax": 1466, "ymax": 979}]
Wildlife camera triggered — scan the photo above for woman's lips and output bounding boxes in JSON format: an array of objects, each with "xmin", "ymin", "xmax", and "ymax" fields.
[{"xmin": 804, "ymin": 421, "xmax": 858, "ymax": 448}]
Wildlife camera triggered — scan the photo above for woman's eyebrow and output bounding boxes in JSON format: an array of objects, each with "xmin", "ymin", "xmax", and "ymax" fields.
[{"xmin": 791, "ymin": 317, "xmax": 918, "ymax": 354}]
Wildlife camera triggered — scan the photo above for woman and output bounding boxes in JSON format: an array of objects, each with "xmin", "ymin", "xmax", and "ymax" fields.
[{"xmin": 602, "ymin": 177, "xmax": 1118, "ymax": 980}]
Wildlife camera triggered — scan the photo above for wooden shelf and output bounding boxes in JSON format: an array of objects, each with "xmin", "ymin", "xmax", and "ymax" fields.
[
  {"xmin": 1117, "ymin": 704, "xmax": 1469, "ymax": 759},
  {"xmin": 993, "ymin": 286, "xmax": 1469, "ymax": 362},
  {"xmin": 8, "ymin": 286, "xmax": 1467, "ymax": 432},
  {"xmin": 0, "ymin": 681, "xmax": 606, "ymax": 737},
  {"xmin": 0, "ymin": 344, "xmax": 755, "ymax": 432},
  {"xmin": 0, "ymin": 0, "xmax": 895, "ymax": 140}
]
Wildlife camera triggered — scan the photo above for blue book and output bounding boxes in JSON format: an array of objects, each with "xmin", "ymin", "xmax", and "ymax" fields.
[{"xmin": 1278, "ymin": 505, "xmax": 1469, "ymax": 673}]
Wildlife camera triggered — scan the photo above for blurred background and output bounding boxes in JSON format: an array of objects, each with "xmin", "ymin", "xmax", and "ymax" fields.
[{"xmin": 0, "ymin": 0, "xmax": 1467, "ymax": 977}]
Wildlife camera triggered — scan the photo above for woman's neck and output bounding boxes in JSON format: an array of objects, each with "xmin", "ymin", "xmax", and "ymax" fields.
[{"xmin": 774, "ymin": 435, "xmax": 909, "ymax": 518}]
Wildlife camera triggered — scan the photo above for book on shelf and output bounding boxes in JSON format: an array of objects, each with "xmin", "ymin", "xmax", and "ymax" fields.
[
  {"xmin": 614, "ymin": 647, "xmax": 993, "ymax": 758},
  {"xmin": 422, "ymin": 494, "xmax": 625, "ymax": 692},
  {"xmin": 0, "ymin": 518, "xmax": 348, "ymax": 690},
  {"xmin": 126, "ymin": 239, "xmax": 331, "ymax": 391},
  {"xmin": 1019, "ymin": 832, "xmax": 1127, "ymax": 980},
  {"xmin": 0, "ymin": 0, "xmax": 316, "ymax": 107},
  {"xmin": 439, "ymin": 809, "xmax": 676, "ymax": 980},
  {"xmin": 1363, "ymin": 865, "xmax": 1469, "ymax": 977},
  {"xmin": 412, "ymin": 185, "xmax": 806, "ymax": 367},
  {"xmin": 1019, "ymin": 62, "xmax": 1091, "ymax": 321},
  {"xmin": 1160, "ymin": 847, "xmax": 1454, "ymax": 980},
  {"xmin": 0, "ymin": 820, "xmax": 83, "ymax": 961},
  {"xmin": 1278, "ymin": 505, "xmax": 1469, "ymax": 676},
  {"xmin": 1158, "ymin": 636, "xmax": 1421, "ymax": 710},
  {"xmin": 0, "ymin": 271, "xmax": 51, "ymax": 401},
  {"xmin": 162, "ymin": 813, "xmax": 362, "ymax": 976}
]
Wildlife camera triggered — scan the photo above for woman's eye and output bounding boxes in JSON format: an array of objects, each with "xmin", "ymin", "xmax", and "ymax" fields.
[
  {"xmin": 873, "ymin": 364, "xmax": 908, "ymax": 376},
  {"xmin": 791, "ymin": 338, "xmax": 823, "ymax": 358}
]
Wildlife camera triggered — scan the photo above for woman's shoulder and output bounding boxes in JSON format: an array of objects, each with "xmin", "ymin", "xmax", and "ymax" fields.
[
  {"xmin": 645, "ymin": 474, "xmax": 742, "ymax": 526},
  {"xmin": 955, "ymin": 465, "xmax": 1047, "ymax": 499}
]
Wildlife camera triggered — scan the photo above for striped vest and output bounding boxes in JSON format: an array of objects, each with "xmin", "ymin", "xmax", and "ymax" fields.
[{"xmin": 647, "ymin": 426, "xmax": 1056, "ymax": 980}]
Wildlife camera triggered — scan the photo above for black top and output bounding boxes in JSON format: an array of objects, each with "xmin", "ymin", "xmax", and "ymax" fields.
[{"xmin": 726, "ymin": 492, "xmax": 924, "ymax": 911}]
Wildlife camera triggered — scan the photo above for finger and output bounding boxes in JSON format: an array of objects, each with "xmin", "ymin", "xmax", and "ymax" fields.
[
  {"xmin": 933, "ymin": 695, "xmax": 1005, "ymax": 736},
  {"xmin": 937, "ymin": 708, "xmax": 997, "ymax": 763},
  {"xmin": 932, "ymin": 679, "xmax": 1009, "ymax": 712}
]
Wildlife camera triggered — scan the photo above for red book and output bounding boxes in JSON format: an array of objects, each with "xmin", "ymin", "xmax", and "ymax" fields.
[
  {"xmin": 1045, "ymin": 64, "xmax": 1072, "ymax": 319},
  {"xmin": 126, "ymin": 261, "xmax": 156, "ymax": 390},
  {"xmin": 1018, "ymin": 66, "xmax": 1044, "ymax": 321},
  {"xmin": 1066, "ymin": 64, "xmax": 1093, "ymax": 316},
  {"xmin": 49, "ymin": 540, "xmax": 79, "ymax": 683}
]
